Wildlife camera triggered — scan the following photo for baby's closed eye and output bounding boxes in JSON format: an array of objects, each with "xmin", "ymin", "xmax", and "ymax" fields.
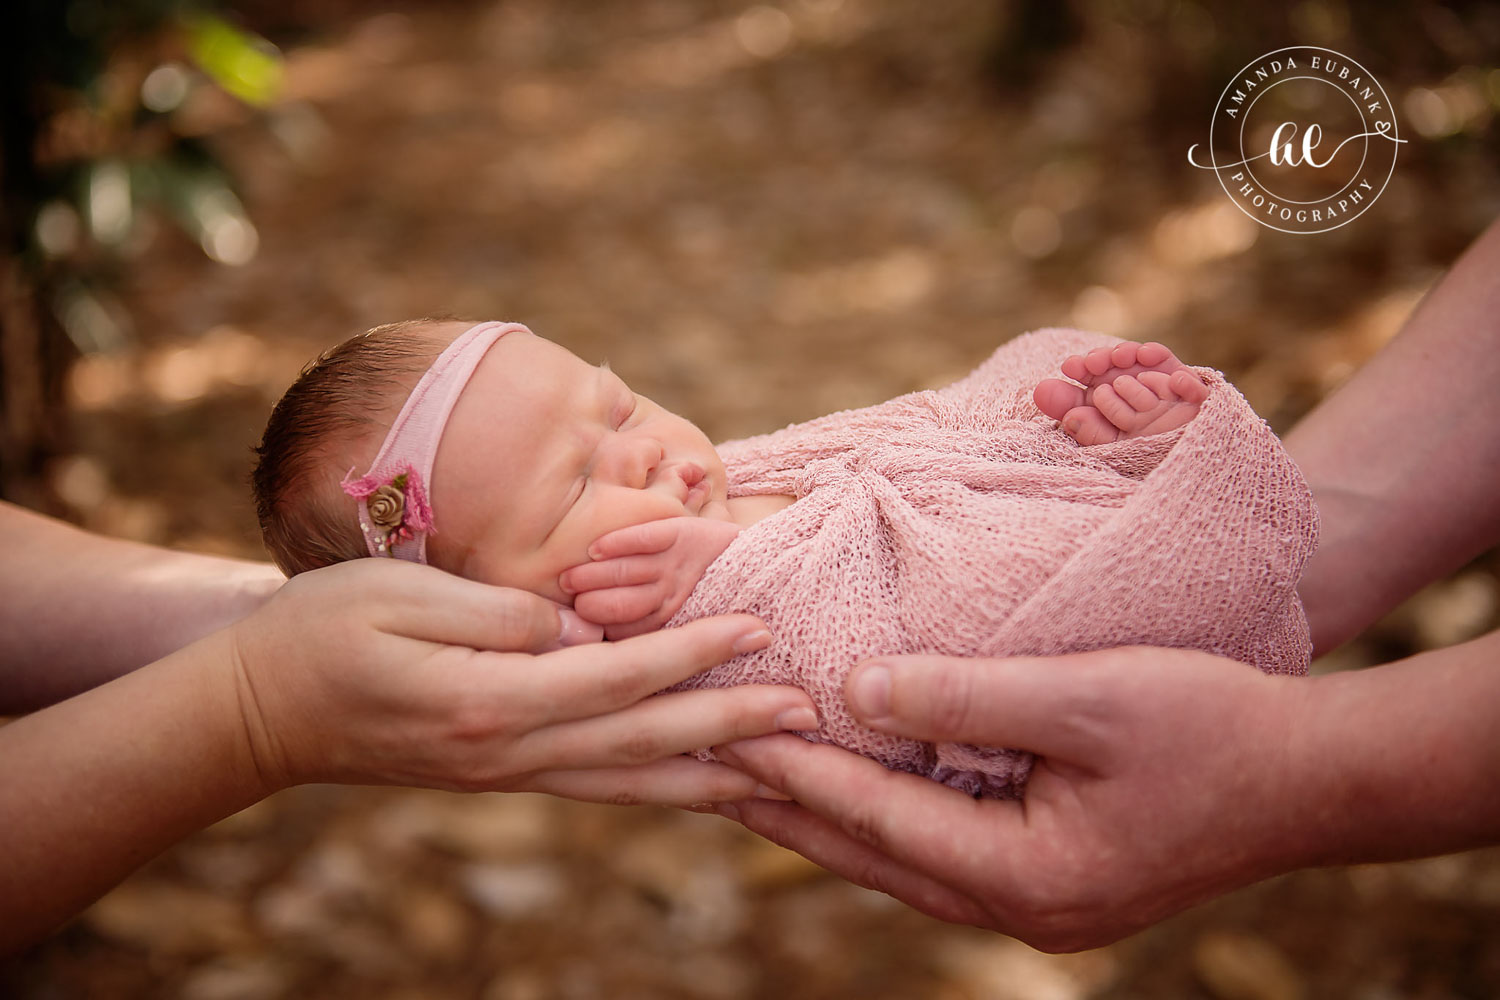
[{"xmin": 612, "ymin": 395, "xmax": 637, "ymax": 429}]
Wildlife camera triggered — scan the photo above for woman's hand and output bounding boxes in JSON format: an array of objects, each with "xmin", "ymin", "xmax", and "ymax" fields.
[
  {"xmin": 1, "ymin": 553, "xmax": 815, "ymax": 953},
  {"xmin": 229, "ymin": 559, "xmax": 817, "ymax": 806},
  {"xmin": 711, "ymin": 647, "xmax": 1313, "ymax": 952}
]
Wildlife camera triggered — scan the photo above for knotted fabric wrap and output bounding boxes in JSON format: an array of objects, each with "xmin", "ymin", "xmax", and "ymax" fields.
[
  {"xmin": 341, "ymin": 321, "xmax": 529, "ymax": 561},
  {"xmin": 666, "ymin": 328, "xmax": 1319, "ymax": 798}
]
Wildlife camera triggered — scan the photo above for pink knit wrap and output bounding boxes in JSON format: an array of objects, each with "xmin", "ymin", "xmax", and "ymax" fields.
[{"xmin": 666, "ymin": 328, "xmax": 1319, "ymax": 798}]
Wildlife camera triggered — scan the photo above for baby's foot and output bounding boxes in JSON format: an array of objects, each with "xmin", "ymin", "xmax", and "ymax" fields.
[{"xmin": 1033, "ymin": 341, "xmax": 1209, "ymax": 445}]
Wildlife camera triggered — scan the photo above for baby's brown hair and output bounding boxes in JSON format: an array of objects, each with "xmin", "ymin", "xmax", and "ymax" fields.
[{"xmin": 252, "ymin": 319, "xmax": 452, "ymax": 575}]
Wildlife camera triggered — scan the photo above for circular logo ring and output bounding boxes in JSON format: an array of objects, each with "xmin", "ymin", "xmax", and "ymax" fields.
[{"xmin": 1192, "ymin": 46, "xmax": 1405, "ymax": 235}]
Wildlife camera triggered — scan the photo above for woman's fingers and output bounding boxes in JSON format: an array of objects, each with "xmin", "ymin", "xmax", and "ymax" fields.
[
  {"xmin": 507, "ymin": 686, "xmax": 819, "ymax": 775},
  {"xmin": 723, "ymin": 798, "xmax": 993, "ymax": 927},
  {"xmin": 360, "ymin": 561, "xmax": 571, "ymax": 653},
  {"xmin": 521, "ymin": 757, "xmax": 767, "ymax": 807},
  {"xmin": 493, "ymin": 614, "xmax": 776, "ymax": 726}
]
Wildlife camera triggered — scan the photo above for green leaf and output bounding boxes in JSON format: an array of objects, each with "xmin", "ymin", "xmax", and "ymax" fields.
[{"xmin": 184, "ymin": 14, "xmax": 283, "ymax": 107}]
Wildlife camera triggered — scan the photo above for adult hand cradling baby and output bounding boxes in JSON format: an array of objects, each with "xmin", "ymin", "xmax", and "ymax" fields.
[
  {"xmin": 0, "ymin": 507, "xmax": 816, "ymax": 952},
  {"xmin": 227, "ymin": 559, "xmax": 809, "ymax": 800},
  {"xmin": 713, "ymin": 216, "xmax": 1500, "ymax": 951},
  {"xmin": 713, "ymin": 647, "xmax": 1303, "ymax": 952}
]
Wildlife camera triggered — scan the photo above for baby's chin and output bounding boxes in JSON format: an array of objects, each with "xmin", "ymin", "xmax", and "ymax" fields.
[
  {"xmin": 453, "ymin": 554, "xmax": 571, "ymax": 607},
  {"xmin": 697, "ymin": 497, "xmax": 735, "ymax": 523}
]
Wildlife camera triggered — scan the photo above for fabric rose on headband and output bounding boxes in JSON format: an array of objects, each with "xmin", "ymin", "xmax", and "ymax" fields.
[{"xmin": 341, "ymin": 466, "xmax": 435, "ymax": 556}]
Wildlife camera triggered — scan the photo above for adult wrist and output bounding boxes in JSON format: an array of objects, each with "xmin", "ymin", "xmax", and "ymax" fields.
[
  {"xmin": 1274, "ymin": 636, "xmax": 1500, "ymax": 872},
  {"xmin": 196, "ymin": 627, "xmax": 294, "ymax": 801}
]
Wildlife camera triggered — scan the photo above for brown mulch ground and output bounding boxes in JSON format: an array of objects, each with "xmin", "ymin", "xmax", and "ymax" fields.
[{"xmin": 6, "ymin": 2, "xmax": 1500, "ymax": 997}]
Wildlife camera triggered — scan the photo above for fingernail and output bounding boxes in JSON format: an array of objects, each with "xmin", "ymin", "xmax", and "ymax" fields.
[
  {"xmin": 733, "ymin": 628, "xmax": 773, "ymax": 654},
  {"xmin": 755, "ymin": 784, "xmax": 792, "ymax": 801},
  {"xmin": 716, "ymin": 803, "xmax": 741, "ymax": 822},
  {"xmin": 850, "ymin": 664, "xmax": 892, "ymax": 719},
  {"xmin": 774, "ymin": 707, "xmax": 818, "ymax": 732},
  {"xmin": 557, "ymin": 608, "xmax": 604, "ymax": 646},
  {"xmin": 557, "ymin": 575, "xmax": 576, "ymax": 596}
]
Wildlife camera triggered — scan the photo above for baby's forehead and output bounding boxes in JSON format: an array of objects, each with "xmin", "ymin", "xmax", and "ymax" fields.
[
  {"xmin": 437, "ymin": 329, "xmax": 601, "ymax": 448},
  {"xmin": 423, "ymin": 334, "xmax": 601, "ymax": 558},
  {"xmin": 457, "ymin": 331, "xmax": 600, "ymax": 413}
]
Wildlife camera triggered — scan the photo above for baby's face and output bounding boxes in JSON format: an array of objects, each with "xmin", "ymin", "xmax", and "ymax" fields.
[{"xmin": 420, "ymin": 326, "xmax": 729, "ymax": 601}]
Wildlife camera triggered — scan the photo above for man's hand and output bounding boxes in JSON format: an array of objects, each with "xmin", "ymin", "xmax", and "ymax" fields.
[
  {"xmin": 559, "ymin": 517, "xmax": 742, "ymax": 639},
  {"xmin": 712, "ymin": 647, "xmax": 1313, "ymax": 952}
]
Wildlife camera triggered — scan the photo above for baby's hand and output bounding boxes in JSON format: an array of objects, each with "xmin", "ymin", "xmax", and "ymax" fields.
[{"xmin": 559, "ymin": 517, "xmax": 743, "ymax": 640}]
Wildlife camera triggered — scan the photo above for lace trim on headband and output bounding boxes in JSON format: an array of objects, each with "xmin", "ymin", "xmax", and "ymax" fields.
[{"xmin": 341, "ymin": 465, "xmax": 435, "ymax": 556}]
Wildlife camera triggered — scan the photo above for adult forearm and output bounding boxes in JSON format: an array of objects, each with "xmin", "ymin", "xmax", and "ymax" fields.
[
  {"xmin": 1280, "ymin": 630, "xmax": 1500, "ymax": 870},
  {"xmin": 0, "ymin": 502, "xmax": 284, "ymax": 712},
  {"xmin": 0, "ymin": 631, "xmax": 268, "ymax": 955},
  {"xmin": 1285, "ymin": 218, "xmax": 1500, "ymax": 653}
]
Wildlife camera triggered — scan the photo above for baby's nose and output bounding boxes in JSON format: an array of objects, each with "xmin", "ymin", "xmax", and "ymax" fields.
[{"xmin": 598, "ymin": 433, "xmax": 663, "ymax": 488}]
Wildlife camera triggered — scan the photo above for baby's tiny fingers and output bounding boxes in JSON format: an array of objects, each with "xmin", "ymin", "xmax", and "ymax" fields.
[
  {"xmin": 575, "ymin": 583, "xmax": 666, "ymax": 626},
  {"xmin": 560, "ymin": 555, "xmax": 663, "ymax": 594},
  {"xmin": 588, "ymin": 518, "xmax": 682, "ymax": 559}
]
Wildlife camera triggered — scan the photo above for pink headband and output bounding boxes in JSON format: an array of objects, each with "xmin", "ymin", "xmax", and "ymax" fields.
[{"xmin": 340, "ymin": 320, "xmax": 529, "ymax": 562}]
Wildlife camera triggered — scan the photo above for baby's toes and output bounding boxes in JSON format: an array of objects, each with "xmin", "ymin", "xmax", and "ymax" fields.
[
  {"xmin": 1136, "ymin": 341, "xmax": 1176, "ymax": 368},
  {"xmin": 1034, "ymin": 377, "xmax": 1086, "ymax": 420},
  {"xmin": 1169, "ymin": 368, "xmax": 1210, "ymax": 403},
  {"xmin": 1109, "ymin": 341, "xmax": 1141, "ymax": 369},
  {"xmin": 1091, "ymin": 382, "xmax": 1141, "ymax": 434},
  {"xmin": 1061, "ymin": 404, "xmax": 1121, "ymax": 445},
  {"xmin": 1110, "ymin": 373, "xmax": 1163, "ymax": 412},
  {"xmin": 1136, "ymin": 369, "xmax": 1176, "ymax": 399},
  {"xmin": 1060, "ymin": 353, "xmax": 1090, "ymax": 384},
  {"xmin": 1083, "ymin": 345, "xmax": 1117, "ymax": 377}
]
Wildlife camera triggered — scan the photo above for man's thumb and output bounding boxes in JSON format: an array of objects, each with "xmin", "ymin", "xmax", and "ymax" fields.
[{"xmin": 846, "ymin": 653, "xmax": 1099, "ymax": 760}]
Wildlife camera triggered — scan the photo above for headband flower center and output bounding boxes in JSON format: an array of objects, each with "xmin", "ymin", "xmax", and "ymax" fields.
[{"xmin": 367, "ymin": 484, "xmax": 406, "ymax": 531}]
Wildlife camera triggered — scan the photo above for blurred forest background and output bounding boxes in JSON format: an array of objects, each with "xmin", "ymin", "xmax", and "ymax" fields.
[{"xmin": 3, "ymin": 0, "xmax": 1499, "ymax": 997}]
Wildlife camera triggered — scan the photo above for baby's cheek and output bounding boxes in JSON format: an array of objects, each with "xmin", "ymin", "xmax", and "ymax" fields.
[
  {"xmin": 590, "ymin": 486, "xmax": 687, "ymax": 539},
  {"xmin": 540, "ymin": 488, "xmax": 687, "ymax": 595},
  {"xmin": 462, "ymin": 550, "xmax": 567, "ymax": 603}
]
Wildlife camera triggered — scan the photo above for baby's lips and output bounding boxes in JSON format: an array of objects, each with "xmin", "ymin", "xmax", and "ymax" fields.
[{"xmin": 671, "ymin": 461, "xmax": 709, "ymax": 511}]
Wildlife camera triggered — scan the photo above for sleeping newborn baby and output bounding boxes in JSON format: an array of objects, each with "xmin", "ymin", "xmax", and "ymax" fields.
[{"xmin": 253, "ymin": 320, "xmax": 1317, "ymax": 797}]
